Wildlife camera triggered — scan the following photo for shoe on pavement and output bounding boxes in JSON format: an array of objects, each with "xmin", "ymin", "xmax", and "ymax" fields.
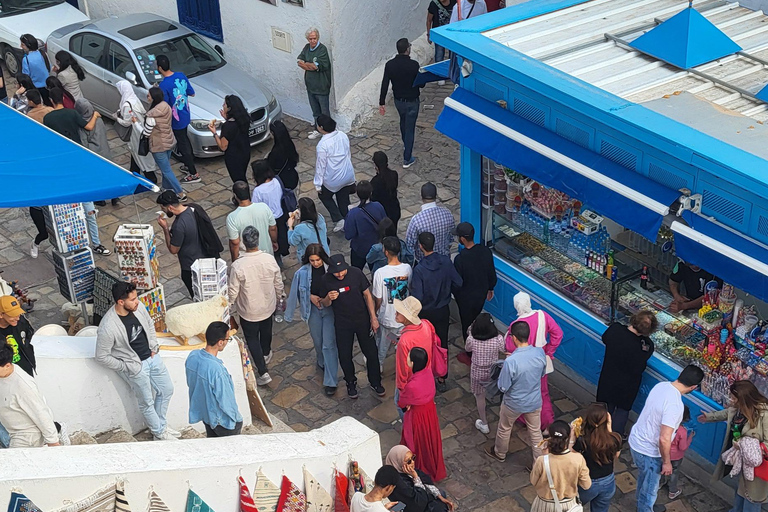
[
  {"xmin": 182, "ymin": 173, "xmax": 201, "ymax": 184},
  {"xmin": 256, "ymin": 373, "xmax": 273, "ymax": 386},
  {"xmin": 484, "ymin": 445, "xmax": 505, "ymax": 462},
  {"xmin": 154, "ymin": 430, "xmax": 179, "ymax": 441},
  {"xmin": 475, "ymin": 419, "xmax": 490, "ymax": 434},
  {"xmin": 437, "ymin": 80, "xmax": 446, "ymax": 86},
  {"xmin": 436, "ymin": 378, "xmax": 447, "ymax": 393},
  {"xmin": 165, "ymin": 427, "xmax": 182, "ymax": 438},
  {"xmin": 264, "ymin": 351, "xmax": 273, "ymax": 364},
  {"xmin": 403, "ymin": 157, "xmax": 417, "ymax": 169},
  {"xmin": 668, "ymin": 490, "xmax": 682, "ymax": 500},
  {"xmin": 325, "ymin": 386, "xmax": 337, "ymax": 396},
  {"xmin": 177, "ymin": 193, "xmax": 188, "ymax": 203},
  {"xmin": 30, "ymin": 241, "xmax": 39, "ymax": 259},
  {"xmin": 347, "ymin": 381, "xmax": 359, "ymax": 399},
  {"xmin": 94, "ymin": 200, "xmax": 107, "ymax": 206},
  {"xmin": 371, "ymin": 384, "xmax": 386, "ymax": 397},
  {"xmin": 58, "ymin": 422, "xmax": 71, "ymax": 445},
  {"xmin": 652, "ymin": 505, "xmax": 666, "ymax": 512},
  {"xmin": 308, "ymin": 130, "xmax": 322, "ymax": 140},
  {"xmin": 93, "ymin": 245, "xmax": 111, "ymax": 256},
  {"xmin": 333, "ymin": 219, "xmax": 345, "ymax": 232}
]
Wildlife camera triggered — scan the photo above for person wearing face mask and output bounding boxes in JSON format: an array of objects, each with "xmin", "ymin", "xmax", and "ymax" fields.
[
  {"xmin": 285, "ymin": 243, "xmax": 339, "ymax": 396},
  {"xmin": 209, "ymin": 95, "xmax": 251, "ymax": 185}
]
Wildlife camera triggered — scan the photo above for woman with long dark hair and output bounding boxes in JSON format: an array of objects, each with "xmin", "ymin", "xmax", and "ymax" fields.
[
  {"xmin": 46, "ymin": 76, "xmax": 75, "ymax": 109},
  {"xmin": 52, "ymin": 50, "xmax": 85, "ymax": 101},
  {"xmin": 573, "ymin": 404, "xmax": 622, "ymax": 512},
  {"xmin": 267, "ymin": 120, "xmax": 300, "ymax": 190},
  {"xmin": 10, "ymin": 74, "xmax": 34, "ymax": 114},
  {"xmin": 287, "ymin": 197, "xmax": 330, "ymax": 258},
  {"xmin": 252, "ymin": 160, "xmax": 289, "ymax": 264},
  {"xmin": 285, "ymin": 243, "xmax": 339, "ymax": 396},
  {"xmin": 700, "ymin": 380, "xmax": 768, "ymax": 512},
  {"xmin": 142, "ymin": 86, "xmax": 185, "ymax": 200},
  {"xmin": 20, "ymin": 34, "xmax": 49, "ymax": 105},
  {"xmin": 370, "ymin": 151, "xmax": 401, "ymax": 230},
  {"xmin": 209, "ymin": 94, "xmax": 251, "ymax": 184},
  {"xmin": 344, "ymin": 180, "xmax": 387, "ymax": 270}
]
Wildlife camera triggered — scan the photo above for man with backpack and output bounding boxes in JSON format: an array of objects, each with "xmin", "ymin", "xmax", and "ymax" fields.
[{"xmin": 156, "ymin": 191, "xmax": 221, "ymax": 298}]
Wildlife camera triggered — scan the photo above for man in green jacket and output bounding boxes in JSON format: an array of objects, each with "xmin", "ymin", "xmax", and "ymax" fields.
[{"xmin": 297, "ymin": 27, "xmax": 332, "ymax": 140}]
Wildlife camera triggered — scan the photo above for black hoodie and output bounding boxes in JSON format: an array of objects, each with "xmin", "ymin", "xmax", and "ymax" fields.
[
  {"xmin": 411, "ymin": 253, "xmax": 462, "ymax": 311},
  {"xmin": 0, "ymin": 315, "xmax": 36, "ymax": 376}
]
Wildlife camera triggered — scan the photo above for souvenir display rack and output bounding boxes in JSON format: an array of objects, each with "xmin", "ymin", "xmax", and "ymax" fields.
[
  {"xmin": 114, "ymin": 224, "xmax": 159, "ymax": 291},
  {"xmin": 93, "ymin": 268, "xmax": 122, "ymax": 320},
  {"xmin": 52, "ymin": 248, "xmax": 95, "ymax": 303},
  {"xmin": 138, "ymin": 285, "xmax": 167, "ymax": 333},
  {"xmin": 44, "ymin": 203, "xmax": 90, "ymax": 253},
  {"xmin": 191, "ymin": 258, "xmax": 227, "ymax": 302}
]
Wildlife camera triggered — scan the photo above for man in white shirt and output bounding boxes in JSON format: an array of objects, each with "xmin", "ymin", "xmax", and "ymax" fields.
[
  {"xmin": 350, "ymin": 465, "xmax": 400, "ymax": 512},
  {"xmin": 450, "ymin": 0, "xmax": 488, "ymax": 22},
  {"xmin": 314, "ymin": 114, "xmax": 356, "ymax": 233},
  {"xmin": 628, "ymin": 365, "xmax": 703, "ymax": 512},
  {"xmin": 226, "ymin": 181, "xmax": 277, "ymax": 260},
  {"xmin": 372, "ymin": 237, "xmax": 412, "ymax": 373}
]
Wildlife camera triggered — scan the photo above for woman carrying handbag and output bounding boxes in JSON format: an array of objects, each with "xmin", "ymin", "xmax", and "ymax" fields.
[{"xmin": 530, "ymin": 420, "xmax": 591, "ymax": 512}]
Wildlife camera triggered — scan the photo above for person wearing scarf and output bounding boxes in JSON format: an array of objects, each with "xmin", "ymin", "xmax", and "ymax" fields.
[
  {"xmin": 504, "ymin": 292, "xmax": 563, "ymax": 430},
  {"xmin": 385, "ymin": 445, "xmax": 453, "ymax": 512},
  {"xmin": 115, "ymin": 80, "xmax": 159, "ymax": 184}
]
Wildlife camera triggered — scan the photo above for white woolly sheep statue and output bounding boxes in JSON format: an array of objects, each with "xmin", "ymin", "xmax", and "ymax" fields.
[{"xmin": 164, "ymin": 294, "xmax": 228, "ymax": 345}]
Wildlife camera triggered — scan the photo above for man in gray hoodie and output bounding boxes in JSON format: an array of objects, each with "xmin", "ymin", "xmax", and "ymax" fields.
[{"xmin": 95, "ymin": 282, "xmax": 177, "ymax": 441}]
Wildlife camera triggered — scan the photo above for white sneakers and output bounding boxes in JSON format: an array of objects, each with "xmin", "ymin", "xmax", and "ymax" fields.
[
  {"xmin": 333, "ymin": 219, "xmax": 345, "ymax": 232},
  {"xmin": 475, "ymin": 419, "xmax": 490, "ymax": 434},
  {"xmin": 154, "ymin": 430, "xmax": 179, "ymax": 441},
  {"xmin": 308, "ymin": 130, "xmax": 321, "ymax": 140},
  {"xmin": 264, "ymin": 351, "xmax": 273, "ymax": 364},
  {"xmin": 165, "ymin": 427, "xmax": 182, "ymax": 438},
  {"xmin": 58, "ymin": 422, "xmax": 70, "ymax": 445},
  {"xmin": 256, "ymin": 373, "xmax": 273, "ymax": 386},
  {"xmin": 30, "ymin": 241, "xmax": 39, "ymax": 259}
]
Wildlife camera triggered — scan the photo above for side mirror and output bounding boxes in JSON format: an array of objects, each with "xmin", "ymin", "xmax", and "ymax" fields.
[
  {"xmin": 214, "ymin": 44, "xmax": 224, "ymax": 56},
  {"xmin": 125, "ymin": 71, "xmax": 137, "ymax": 85}
]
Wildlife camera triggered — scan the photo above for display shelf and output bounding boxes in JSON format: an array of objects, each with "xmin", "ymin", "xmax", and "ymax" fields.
[
  {"xmin": 93, "ymin": 268, "xmax": 121, "ymax": 319},
  {"xmin": 44, "ymin": 204, "xmax": 90, "ymax": 253},
  {"xmin": 52, "ymin": 248, "xmax": 95, "ymax": 303},
  {"xmin": 114, "ymin": 224, "xmax": 159, "ymax": 291},
  {"xmin": 138, "ymin": 285, "xmax": 167, "ymax": 333},
  {"xmin": 191, "ymin": 258, "xmax": 228, "ymax": 302}
]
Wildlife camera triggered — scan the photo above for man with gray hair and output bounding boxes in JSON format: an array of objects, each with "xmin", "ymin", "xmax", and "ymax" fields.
[
  {"xmin": 228, "ymin": 226, "xmax": 284, "ymax": 385},
  {"xmin": 297, "ymin": 27, "xmax": 332, "ymax": 140}
]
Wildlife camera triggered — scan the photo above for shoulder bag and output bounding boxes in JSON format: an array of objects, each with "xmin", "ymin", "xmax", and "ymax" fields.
[
  {"xmin": 138, "ymin": 118, "xmax": 150, "ymax": 156},
  {"xmin": 543, "ymin": 455, "xmax": 583, "ymax": 512},
  {"xmin": 114, "ymin": 101, "xmax": 133, "ymax": 142}
]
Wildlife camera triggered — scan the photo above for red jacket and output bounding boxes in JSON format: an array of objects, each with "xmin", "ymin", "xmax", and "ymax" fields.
[{"xmin": 396, "ymin": 320, "xmax": 436, "ymax": 391}]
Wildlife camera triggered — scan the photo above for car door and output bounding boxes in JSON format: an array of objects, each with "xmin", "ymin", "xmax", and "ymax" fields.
[
  {"xmin": 103, "ymin": 38, "xmax": 146, "ymax": 116},
  {"xmin": 68, "ymin": 32, "xmax": 108, "ymax": 110}
]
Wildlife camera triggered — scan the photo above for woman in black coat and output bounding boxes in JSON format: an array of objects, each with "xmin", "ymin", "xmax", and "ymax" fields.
[
  {"xmin": 385, "ymin": 445, "xmax": 453, "ymax": 512},
  {"xmin": 267, "ymin": 120, "xmax": 300, "ymax": 190},
  {"xmin": 596, "ymin": 310, "xmax": 657, "ymax": 438},
  {"xmin": 370, "ymin": 151, "xmax": 401, "ymax": 231}
]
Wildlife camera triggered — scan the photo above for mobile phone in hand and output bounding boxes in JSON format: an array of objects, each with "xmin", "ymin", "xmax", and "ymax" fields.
[{"xmin": 390, "ymin": 503, "xmax": 406, "ymax": 512}]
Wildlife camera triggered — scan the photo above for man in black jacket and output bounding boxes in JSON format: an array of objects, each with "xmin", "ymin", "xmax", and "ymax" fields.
[
  {"xmin": 0, "ymin": 295, "xmax": 35, "ymax": 377},
  {"xmin": 379, "ymin": 38, "xmax": 425, "ymax": 169}
]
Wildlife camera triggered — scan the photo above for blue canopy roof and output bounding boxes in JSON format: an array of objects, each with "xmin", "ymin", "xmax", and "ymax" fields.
[
  {"xmin": 413, "ymin": 60, "xmax": 450, "ymax": 87},
  {"xmin": 0, "ymin": 105, "xmax": 157, "ymax": 208},
  {"xmin": 435, "ymin": 88, "xmax": 680, "ymax": 241}
]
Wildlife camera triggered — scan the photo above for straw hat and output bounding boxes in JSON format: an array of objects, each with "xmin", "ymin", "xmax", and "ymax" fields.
[{"xmin": 394, "ymin": 296, "xmax": 422, "ymax": 326}]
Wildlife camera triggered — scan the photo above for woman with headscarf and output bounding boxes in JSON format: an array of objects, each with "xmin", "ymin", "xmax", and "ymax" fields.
[
  {"xmin": 504, "ymin": 291, "xmax": 563, "ymax": 430},
  {"xmin": 267, "ymin": 120, "xmax": 300, "ymax": 190},
  {"xmin": 398, "ymin": 347, "xmax": 446, "ymax": 482},
  {"xmin": 385, "ymin": 445, "xmax": 453, "ymax": 512},
  {"xmin": 114, "ymin": 80, "xmax": 159, "ymax": 185}
]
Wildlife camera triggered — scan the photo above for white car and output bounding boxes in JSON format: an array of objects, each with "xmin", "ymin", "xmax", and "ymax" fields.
[{"xmin": 0, "ymin": 0, "xmax": 88, "ymax": 76}]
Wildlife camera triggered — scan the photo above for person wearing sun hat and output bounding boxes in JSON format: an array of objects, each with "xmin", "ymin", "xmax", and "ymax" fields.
[
  {"xmin": 0, "ymin": 295, "xmax": 36, "ymax": 377},
  {"xmin": 393, "ymin": 296, "xmax": 437, "ymax": 417}
]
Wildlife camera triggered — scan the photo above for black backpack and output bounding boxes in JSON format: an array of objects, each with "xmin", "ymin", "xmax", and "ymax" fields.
[{"xmin": 190, "ymin": 204, "xmax": 223, "ymax": 259}]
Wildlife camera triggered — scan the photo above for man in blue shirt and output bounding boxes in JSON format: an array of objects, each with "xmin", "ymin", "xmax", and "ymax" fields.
[
  {"xmin": 485, "ymin": 320, "xmax": 546, "ymax": 463},
  {"xmin": 157, "ymin": 54, "xmax": 200, "ymax": 184},
  {"xmin": 185, "ymin": 321, "xmax": 243, "ymax": 437}
]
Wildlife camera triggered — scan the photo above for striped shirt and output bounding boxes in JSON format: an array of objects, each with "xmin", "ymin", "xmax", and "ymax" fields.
[{"xmin": 405, "ymin": 202, "xmax": 456, "ymax": 261}]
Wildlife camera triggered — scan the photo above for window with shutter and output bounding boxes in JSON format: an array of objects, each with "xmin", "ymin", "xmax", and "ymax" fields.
[{"xmin": 177, "ymin": 0, "xmax": 223, "ymax": 42}]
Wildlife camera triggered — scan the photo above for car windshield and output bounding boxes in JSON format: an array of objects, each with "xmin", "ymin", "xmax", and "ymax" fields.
[
  {"xmin": 0, "ymin": 0, "xmax": 64, "ymax": 17},
  {"xmin": 135, "ymin": 33, "xmax": 224, "ymax": 85}
]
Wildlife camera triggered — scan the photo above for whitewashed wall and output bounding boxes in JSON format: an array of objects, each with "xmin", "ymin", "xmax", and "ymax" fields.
[
  {"xmin": 31, "ymin": 335, "xmax": 252, "ymax": 435},
  {"xmin": 0, "ymin": 417, "xmax": 381, "ymax": 512}
]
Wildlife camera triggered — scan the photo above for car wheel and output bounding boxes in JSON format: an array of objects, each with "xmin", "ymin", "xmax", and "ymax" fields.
[{"xmin": 2, "ymin": 45, "xmax": 20, "ymax": 77}]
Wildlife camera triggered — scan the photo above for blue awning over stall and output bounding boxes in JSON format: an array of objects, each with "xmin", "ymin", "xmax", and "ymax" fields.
[
  {"xmin": 672, "ymin": 211, "xmax": 768, "ymax": 302},
  {"xmin": 435, "ymin": 88, "xmax": 681, "ymax": 241},
  {"xmin": 0, "ymin": 105, "xmax": 157, "ymax": 208},
  {"xmin": 413, "ymin": 60, "xmax": 450, "ymax": 87}
]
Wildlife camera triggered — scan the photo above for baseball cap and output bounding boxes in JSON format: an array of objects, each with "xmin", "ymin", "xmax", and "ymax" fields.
[
  {"xmin": 421, "ymin": 182, "xmax": 437, "ymax": 200},
  {"xmin": 156, "ymin": 190, "xmax": 180, "ymax": 206},
  {"xmin": 329, "ymin": 254, "xmax": 349, "ymax": 273},
  {"xmin": 0, "ymin": 296, "xmax": 24, "ymax": 317},
  {"xmin": 452, "ymin": 222, "xmax": 475, "ymax": 239}
]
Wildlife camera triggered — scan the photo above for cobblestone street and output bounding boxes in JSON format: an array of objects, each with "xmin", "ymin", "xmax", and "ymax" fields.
[{"xmin": 0, "ymin": 82, "xmax": 732, "ymax": 512}]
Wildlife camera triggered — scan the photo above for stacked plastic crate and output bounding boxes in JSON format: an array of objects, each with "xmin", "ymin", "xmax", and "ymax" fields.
[{"xmin": 191, "ymin": 258, "xmax": 229, "ymax": 322}]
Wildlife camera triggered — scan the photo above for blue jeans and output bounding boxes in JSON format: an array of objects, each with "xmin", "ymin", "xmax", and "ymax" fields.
[
  {"xmin": 435, "ymin": 44, "xmax": 447, "ymax": 62},
  {"xmin": 307, "ymin": 91, "xmax": 330, "ymax": 129},
  {"xmin": 82, "ymin": 201, "xmax": 101, "ymax": 246},
  {"xmin": 308, "ymin": 304, "xmax": 338, "ymax": 387},
  {"xmin": 119, "ymin": 355, "xmax": 174, "ymax": 437},
  {"xmin": 0, "ymin": 420, "xmax": 9, "ymax": 448},
  {"xmin": 579, "ymin": 473, "xmax": 615, "ymax": 512},
  {"xmin": 376, "ymin": 325, "xmax": 401, "ymax": 369},
  {"xmin": 152, "ymin": 150, "xmax": 183, "ymax": 195},
  {"xmin": 394, "ymin": 98, "xmax": 419, "ymax": 163},
  {"xmin": 731, "ymin": 491, "xmax": 763, "ymax": 512},
  {"xmin": 631, "ymin": 448, "xmax": 662, "ymax": 512}
]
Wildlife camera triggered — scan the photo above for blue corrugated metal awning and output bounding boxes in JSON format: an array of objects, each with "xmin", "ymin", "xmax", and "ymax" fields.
[
  {"xmin": 0, "ymin": 105, "xmax": 157, "ymax": 207},
  {"xmin": 435, "ymin": 88, "xmax": 681, "ymax": 241},
  {"xmin": 413, "ymin": 60, "xmax": 450, "ymax": 87},
  {"xmin": 673, "ymin": 211, "xmax": 768, "ymax": 302}
]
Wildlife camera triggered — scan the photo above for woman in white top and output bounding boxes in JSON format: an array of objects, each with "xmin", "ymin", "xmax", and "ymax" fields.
[
  {"xmin": 114, "ymin": 80, "xmax": 159, "ymax": 184},
  {"xmin": 252, "ymin": 159, "xmax": 289, "ymax": 265},
  {"xmin": 313, "ymin": 114, "xmax": 356, "ymax": 233},
  {"xmin": 51, "ymin": 51, "xmax": 85, "ymax": 100}
]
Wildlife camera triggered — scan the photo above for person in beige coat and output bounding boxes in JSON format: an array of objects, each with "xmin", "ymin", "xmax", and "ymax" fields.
[
  {"xmin": 141, "ymin": 87, "xmax": 185, "ymax": 201},
  {"xmin": 699, "ymin": 380, "xmax": 768, "ymax": 512}
]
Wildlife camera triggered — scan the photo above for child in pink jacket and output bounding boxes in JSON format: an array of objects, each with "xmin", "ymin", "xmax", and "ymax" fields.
[
  {"xmin": 504, "ymin": 292, "xmax": 563, "ymax": 429},
  {"xmin": 665, "ymin": 405, "xmax": 695, "ymax": 499}
]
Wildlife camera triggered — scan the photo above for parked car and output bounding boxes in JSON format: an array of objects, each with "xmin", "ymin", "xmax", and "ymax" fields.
[
  {"xmin": 47, "ymin": 13, "xmax": 282, "ymax": 158},
  {"xmin": 0, "ymin": 0, "xmax": 88, "ymax": 76}
]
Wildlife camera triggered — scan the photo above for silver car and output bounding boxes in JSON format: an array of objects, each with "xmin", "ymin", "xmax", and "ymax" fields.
[{"xmin": 47, "ymin": 13, "xmax": 282, "ymax": 158}]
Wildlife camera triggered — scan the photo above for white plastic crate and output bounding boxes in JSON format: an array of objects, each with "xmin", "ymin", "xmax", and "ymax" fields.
[{"xmin": 191, "ymin": 258, "xmax": 227, "ymax": 302}]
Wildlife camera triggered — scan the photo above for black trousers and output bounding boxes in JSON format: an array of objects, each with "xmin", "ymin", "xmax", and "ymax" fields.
[
  {"xmin": 204, "ymin": 421, "xmax": 243, "ymax": 437},
  {"xmin": 180, "ymin": 269, "xmax": 194, "ymax": 298},
  {"xmin": 29, "ymin": 207, "xmax": 48, "ymax": 245},
  {"xmin": 420, "ymin": 304, "xmax": 450, "ymax": 377},
  {"xmin": 335, "ymin": 322, "xmax": 381, "ymax": 387},
  {"xmin": 130, "ymin": 156, "xmax": 158, "ymax": 185},
  {"xmin": 350, "ymin": 248, "xmax": 370, "ymax": 272},
  {"xmin": 173, "ymin": 128, "xmax": 198, "ymax": 175},
  {"xmin": 318, "ymin": 184, "xmax": 354, "ymax": 223},
  {"xmin": 241, "ymin": 316, "xmax": 273, "ymax": 376},
  {"xmin": 457, "ymin": 297, "xmax": 485, "ymax": 342}
]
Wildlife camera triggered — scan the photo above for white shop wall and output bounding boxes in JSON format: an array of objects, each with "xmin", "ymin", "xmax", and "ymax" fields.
[{"xmin": 0, "ymin": 418, "xmax": 381, "ymax": 512}]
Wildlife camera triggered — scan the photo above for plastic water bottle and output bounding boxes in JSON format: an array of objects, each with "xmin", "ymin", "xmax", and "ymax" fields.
[{"xmin": 274, "ymin": 297, "xmax": 286, "ymax": 323}]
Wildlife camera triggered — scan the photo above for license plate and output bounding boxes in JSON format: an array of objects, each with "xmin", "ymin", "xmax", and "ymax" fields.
[{"xmin": 249, "ymin": 124, "xmax": 266, "ymax": 137}]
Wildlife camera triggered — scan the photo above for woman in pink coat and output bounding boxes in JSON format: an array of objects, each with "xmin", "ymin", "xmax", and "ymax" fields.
[{"xmin": 505, "ymin": 291, "xmax": 563, "ymax": 430}]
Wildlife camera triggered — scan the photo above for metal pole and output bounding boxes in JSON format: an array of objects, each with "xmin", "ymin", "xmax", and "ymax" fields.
[{"xmin": 80, "ymin": 302, "xmax": 89, "ymax": 327}]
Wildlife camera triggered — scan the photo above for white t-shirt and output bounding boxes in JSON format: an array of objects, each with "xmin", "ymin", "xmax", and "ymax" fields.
[
  {"xmin": 372, "ymin": 263, "xmax": 412, "ymax": 328},
  {"xmin": 252, "ymin": 179, "xmax": 284, "ymax": 219},
  {"xmin": 628, "ymin": 381, "xmax": 684, "ymax": 458},
  {"xmin": 350, "ymin": 493, "xmax": 389, "ymax": 512}
]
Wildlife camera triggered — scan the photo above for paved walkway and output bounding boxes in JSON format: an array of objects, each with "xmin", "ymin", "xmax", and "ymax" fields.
[{"xmin": 0, "ymin": 82, "xmax": 731, "ymax": 512}]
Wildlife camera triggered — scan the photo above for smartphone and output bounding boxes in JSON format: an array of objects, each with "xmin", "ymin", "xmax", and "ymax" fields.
[{"xmin": 390, "ymin": 503, "xmax": 406, "ymax": 512}]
